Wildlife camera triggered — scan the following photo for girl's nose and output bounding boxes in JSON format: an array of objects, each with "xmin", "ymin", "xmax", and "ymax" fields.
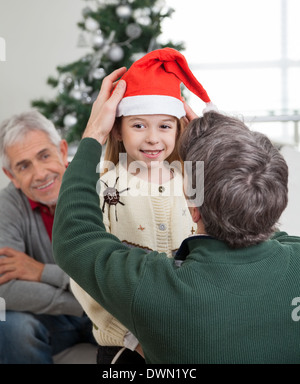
[{"xmin": 145, "ymin": 128, "xmax": 159, "ymax": 144}]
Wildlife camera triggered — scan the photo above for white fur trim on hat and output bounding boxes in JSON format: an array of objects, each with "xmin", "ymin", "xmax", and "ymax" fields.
[
  {"xmin": 116, "ymin": 95, "xmax": 185, "ymax": 119},
  {"xmin": 202, "ymin": 102, "xmax": 219, "ymax": 114}
]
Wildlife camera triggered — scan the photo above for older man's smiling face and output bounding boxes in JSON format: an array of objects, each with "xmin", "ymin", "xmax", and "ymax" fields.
[{"xmin": 4, "ymin": 130, "xmax": 68, "ymax": 210}]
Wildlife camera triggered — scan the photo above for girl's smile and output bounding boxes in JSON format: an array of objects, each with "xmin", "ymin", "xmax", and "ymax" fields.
[
  {"xmin": 140, "ymin": 149, "xmax": 164, "ymax": 159},
  {"xmin": 118, "ymin": 114, "xmax": 178, "ymax": 167}
]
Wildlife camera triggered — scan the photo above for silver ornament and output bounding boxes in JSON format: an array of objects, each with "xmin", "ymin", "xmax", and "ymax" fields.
[
  {"xmin": 63, "ymin": 114, "xmax": 77, "ymax": 128},
  {"xmin": 82, "ymin": 95, "xmax": 92, "ymax": 104},
  {"xmin": 108, "ymin": 45, "xmax": 124, "ymax": 62},
  {"xmin": 135, "ymin": 16, "xmax": 151, "ymax": 26},
  {"xmin": 63, "ymin": 74, "xmax": 73, "ymax": 86},
  {"xmin": 133, "ymin": 8, "xmax": 151, "ymax": 19},
  {"xmin": 133, "ymin": 9, "xmax": 152, "ymax": 26},
  {"xmin": 58, "ymin": 84, "xmax": 65, "ymax": 95},
  {"xmin": 131, "ymin": 52, "xmax": 146, "ymax": 62},
  {"xmin": 78, "ymin": 79, "xmax": 93, "ymax": 94},
  {"xmin": 70, "ymin": 88, "xmax": 82, "ymax": 100},
  {"xmin": 92, "ymin": 68, "xmax": 106, "ymax": 80},
  {"xmin": 92, "ymin": 31, "xmax": 105, "ymax": 49},
  {"xmin": 85, "ymin": 17, "xmax": 100, "ymax": 32},
  {"xmin": 126, "ymin": 23, "xmax": 142, "ymax": 39},
  {"xmin": 116, "ymin": 5, "xmax": 132, "ymax": 19}
]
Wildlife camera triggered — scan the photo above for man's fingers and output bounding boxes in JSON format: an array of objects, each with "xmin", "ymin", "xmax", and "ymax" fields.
[
  {"xmin": 100, "ymin": 67, "xmax": 127, "ymax": 95},
  {"xmin": 0, "ymin": 263, "xmax": 15, "ymax": 274},
  {"xmin": 0, "ymin": 247, "xmax": 16, "ymax": 257},
  {"xmin": 183, "ymin": 101, "xmax": 198, "ymax": 122},
  {"xmin": 95, "ymin": 67, "xmax": 127, "ymax": 107},
  {"xmin": 109, "ymin": 66, "xmax": 127, "ymax": 82},
  {"xmin": 0, "ymin": 271, "xmax": 16, "ymax": 285},
  {"xmin": 83, "ymin": 67, "xmax": 127, "ymax": 143},
  {"xmin": 109, "ymin": 80, "xmax": 126, "ymax": 105}
]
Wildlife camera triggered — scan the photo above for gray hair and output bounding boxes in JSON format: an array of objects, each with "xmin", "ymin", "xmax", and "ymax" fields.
[
  {"xmin": 179, "ymin": 111, "xmax": 289, "ymax": 248},
  {"xmin": 0, "ymin": 110, "xmax": 62, "ymax": 170}
]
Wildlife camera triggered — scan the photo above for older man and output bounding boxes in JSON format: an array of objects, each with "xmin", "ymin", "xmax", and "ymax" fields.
[{"xmin": 0, "ymin": 110, "xmax": 96, "ymax": 364}]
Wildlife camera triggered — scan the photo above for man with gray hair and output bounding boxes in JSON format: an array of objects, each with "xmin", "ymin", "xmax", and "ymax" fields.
[{"xmin": 0, "ymin": 110, "xmax": 96, "ymax": 364}]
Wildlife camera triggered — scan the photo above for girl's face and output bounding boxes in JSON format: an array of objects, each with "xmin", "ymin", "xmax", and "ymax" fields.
[{"xmin": 119, "ymin": 114, "xmax": 178, "ymax": 168}]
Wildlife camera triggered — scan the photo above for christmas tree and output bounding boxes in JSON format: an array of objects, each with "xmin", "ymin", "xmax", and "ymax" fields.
[{"xmin": 31, "ymin": 0, "xmax": 184, "ymax": 143}]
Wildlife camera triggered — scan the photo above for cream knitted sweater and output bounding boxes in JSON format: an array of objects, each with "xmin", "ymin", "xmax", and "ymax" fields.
[{"xmin": 71, "ymin": 162, "xmax": 196, "ymax": 346}]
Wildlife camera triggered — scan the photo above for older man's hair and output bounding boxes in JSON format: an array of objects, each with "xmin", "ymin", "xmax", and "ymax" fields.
[
  {"xmin": 180, "ymin": 111, "xmax": 289, "ymax": 248},
  {"xmin": 0, "ymin": 110, "xmax": 62, "ymax": 170}
]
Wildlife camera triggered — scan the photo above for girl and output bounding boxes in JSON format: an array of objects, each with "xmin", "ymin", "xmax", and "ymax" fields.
[{"xmin": 71, "ymin": 48, "xmax": 214, "ymax": 364}]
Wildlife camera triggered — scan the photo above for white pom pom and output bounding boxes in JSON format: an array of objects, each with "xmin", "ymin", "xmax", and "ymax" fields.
[{"xmin": 202, "ymin": 102, "xmax": 219, "ymax": 114}]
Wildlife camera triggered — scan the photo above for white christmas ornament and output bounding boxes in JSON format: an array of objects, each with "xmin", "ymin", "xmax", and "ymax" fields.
[
  {"xmin": 126, "ymin": 23, "xmax": 142, "ymax": 39},
  {"xmin": 70, "ymin": 88, "xmax": 82, "ymax": 100},
  {"xmin": 152, "ymin": 0, "xmax": 167, "ymax": 14},
  {"xmin": 131, "ymin": 52, "xmax": 146, "ymax": 62},
  {"xmin": 108, "ymin": 45, "xmax": 124, "ymax": 62},
  {"xmin": 116, "ymin": 5, "xmax": 132, "ymax": 19},
  {"xmin": 78, "ymin": 79, "xmax": 93, "ymax": 94},
  {"xmin": 59, "ymin": 73, "xmax": 73, "ymax": 88},
  {"xmin": 85, "ymin": 17, "xmax": 100, "ymax": 32},
  {"xmin": 135, "ymin": 16, "xmax": 151, "ymax": 26},
  {"xmin": 92, "ymin": 68, "xmax": 106, "ymax": 80},
  {"xmin": 63, "ymin": 114, "xmax": 77, "ymax": 127},
  {"xmin": 133, "ymin": 9, "xmax": 152, "ymax": 26},
  {"xmin": 92, "ymin": 31, "xmax": 105, "ymax": 49},
  {"xmin": 133, "ymin": 8, "xmax": 151, "ymax": 18}
]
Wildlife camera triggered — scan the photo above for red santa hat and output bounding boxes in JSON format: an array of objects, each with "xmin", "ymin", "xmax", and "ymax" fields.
[{"xmin": 116, "ymin": 47, "xmax": 216, "ymax": 118}]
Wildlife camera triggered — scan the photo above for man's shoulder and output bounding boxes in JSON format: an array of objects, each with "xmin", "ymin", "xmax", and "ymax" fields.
[{"xmin": 0, "ymin": 182, "xmax": 25, "ymax": 206}]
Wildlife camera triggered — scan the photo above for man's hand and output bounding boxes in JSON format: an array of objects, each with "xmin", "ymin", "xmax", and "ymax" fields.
[
  {"xmin": 183, "ymin": 99, "xmax": 199, "ymax": 123},
  {"xmin": 0, "ymin": 247, "xmax": 44, "ymax": 284},
  {"xmin": 83, "ymin": 67, "xmax": 127, "ymax": 145},
  {"xmin": 181, "ymin": 97, "xmax": 199, "ymax": 124}
]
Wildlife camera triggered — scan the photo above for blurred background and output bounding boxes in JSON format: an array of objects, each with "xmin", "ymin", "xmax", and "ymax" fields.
[{"xmin": 0, "ymin": 0, "xmax": 299, "ymax": 233}]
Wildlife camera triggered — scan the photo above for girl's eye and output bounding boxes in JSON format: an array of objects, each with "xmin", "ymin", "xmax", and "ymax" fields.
[
  {"xmin": 133, "ymin": 124, "xmax": 145, "ymax": 129},
  {"xmin": 160, "ymin": 125, "xmax": 171, "ymax": 129}
]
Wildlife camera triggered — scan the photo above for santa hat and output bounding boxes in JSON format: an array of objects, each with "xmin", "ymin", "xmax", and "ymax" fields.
[{"xmin": 116, "ymin": 47, "xmax": 216, "ymax": 118}]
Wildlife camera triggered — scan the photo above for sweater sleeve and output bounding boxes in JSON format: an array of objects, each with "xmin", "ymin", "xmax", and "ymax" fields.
[
  {"xmin": 52, "ymin": 138, "xmax": 151, "ymax": 334},
  {"xmin": 70, "ymin": 279, "xmax": 128, "ymax": 346}
]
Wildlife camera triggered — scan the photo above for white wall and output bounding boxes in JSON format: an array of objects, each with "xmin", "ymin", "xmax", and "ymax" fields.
[
  {"xmin": 0, "ymin": 0, "xmax": 89, "ymax": 187},
  {"xmin": 0, "ymin": 0, "xmax": 89, "ymax": 123},
  {"xmin": 278, "ymin": 146, "xmax": 300, "ymax": 236}
]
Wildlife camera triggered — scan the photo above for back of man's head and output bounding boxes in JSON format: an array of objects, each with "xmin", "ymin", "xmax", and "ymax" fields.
[
  {"xmin": 180, "ymin": 111, "xmax": 289, "ymax": 248},
  {"xmin": 0, "ymin": 110, "xmax": 61, "ymax": 171}
]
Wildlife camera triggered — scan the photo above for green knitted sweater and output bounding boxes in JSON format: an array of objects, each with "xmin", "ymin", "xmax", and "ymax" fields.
[{"xmin": 53, "ymin": 138, "xmax": 300, "ymax": 364}]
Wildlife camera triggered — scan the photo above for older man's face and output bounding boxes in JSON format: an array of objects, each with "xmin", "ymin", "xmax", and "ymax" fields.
[{"xmin": 4, "ymin": 130, "xmax": 68, "ymax": 209}]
